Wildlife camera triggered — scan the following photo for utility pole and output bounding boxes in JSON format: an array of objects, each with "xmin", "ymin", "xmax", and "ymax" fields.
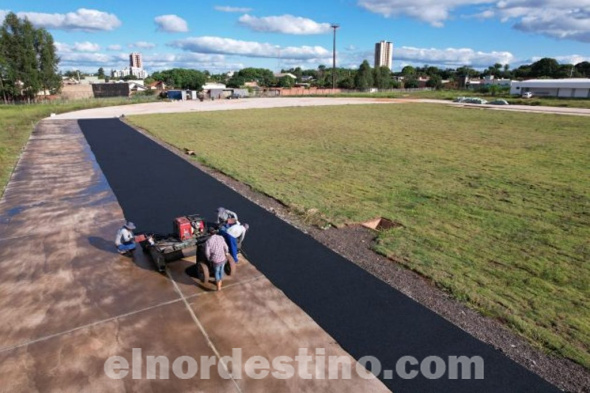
[{"xmin": 331, "ymin": 24, "xmax": 339, "ymax": 90}]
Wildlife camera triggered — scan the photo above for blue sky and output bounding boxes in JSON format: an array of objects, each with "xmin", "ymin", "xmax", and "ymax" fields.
[{"xmin": 1, "ymin": 0, "xmax": 589, "ymax": 74}]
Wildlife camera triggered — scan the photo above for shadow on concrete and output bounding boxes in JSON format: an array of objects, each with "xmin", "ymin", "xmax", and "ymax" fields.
[
  {"xmin": 88, "ymin": 236, "xmax": 118, "ymax": 254},
  {"xmin": 184, "ymin": 264, "xmax": 216, "ymax": 292}
]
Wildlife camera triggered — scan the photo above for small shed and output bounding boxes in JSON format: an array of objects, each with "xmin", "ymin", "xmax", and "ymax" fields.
[
  {"xmin": 92, "ymin": 83, "xmax": 130, "ymax": 98},
  {"xmin": 167, "ymin": 90, "xmax": 187, "ymax": 100}
]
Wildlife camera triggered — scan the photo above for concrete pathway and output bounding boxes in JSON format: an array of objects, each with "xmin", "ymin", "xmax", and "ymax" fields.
[
  {"xmin": 48, "ymin": 96, "xmax": 590, "ymax": 119},
  {"xmin": 0, "ymin": 120, "xmax": 389, "ymax": 392},
  {"xmin": 50, "ymin": 97, "xmax": 395, "ymax": 119}
]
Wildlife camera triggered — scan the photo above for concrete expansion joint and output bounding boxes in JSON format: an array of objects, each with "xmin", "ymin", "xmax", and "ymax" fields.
[
  {"xmin": 165, "ymin": 269, "xmax": 244, "ymax": 393},
  {"xmin": 184, "ymin": 274, "xmax": 265, "ymax": 304},
  {"xmin": 0, "ymin": 296, "xmax": 185, "ymax": 355}
]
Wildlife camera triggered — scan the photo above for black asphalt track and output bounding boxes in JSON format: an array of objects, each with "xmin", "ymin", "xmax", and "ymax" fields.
[{"xmin": 79, "ymin": 118, "xmax": 560, "ymax": 393}]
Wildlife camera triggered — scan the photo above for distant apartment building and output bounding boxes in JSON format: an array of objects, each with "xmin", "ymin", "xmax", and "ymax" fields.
[
  {"xmin": 374, "ymin": 41, "xmax": 393, "ymax": 70},
  {"xmin": 111, "ymin": 53, "xmax": 148, "ymax": 79},
  {"xmin": 130, "ymin": 52, "xmax": 143, "ymax": 69}
]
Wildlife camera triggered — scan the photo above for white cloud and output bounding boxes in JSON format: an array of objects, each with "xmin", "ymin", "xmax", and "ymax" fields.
[
  {"xmin": 54, "ymin": 42, "xmax": 72, "ymax": 53},
  {"xmin": 170, "ymin": 36, "xmax": 330, "ymax": 60},
  {"xmin": 394, "ymin": 46, "xmax": 515, "ymax": 67},
  {"xmin": 534, "ymin": 54, "xmax": 590, "ymax": 65},
  {"xmin": 145, "ymin": 52, "xmax": 239, "ymax": 72},
  {"xmin": 358, "ymin": 0, "xmax": 590, "ymax": 42},
  {"xmin": 154, "ymin": 14, "xmax": 189, "ymax": 33},
  {"xmin": 59, "ymin": 52, "xmax": 115, "ymax": 67},
  {"xmin": 107, "ymin": 44, "xmax": 122, "ymax": 51},
  {"xmin": 73, "ymin": 41, "xmax": 101, "ymax": 52},
  {"xmin": 214, "ymin": 6, "xmax": 253, "ymax": 13},
  {"xmin": 508, "ymin": 6, "xmax": 590, "ymax": 42},
  {"xmin": 238, "ymin": 14, "xmax": 332, "ymax": 34},
  {"xmin": 15, "ymin": 8, "xmax": 121, "ymax": 31},
  {"xmin": 467, "ymin": 9, "xmax": 495, "ymax": 19},
  {"xmin": 129, "ymin": 41, "xmax": 156, "ymax": 49},
  {"xmin": 358, "ymin": 0, "xmax": 490, "ymax": 27}
]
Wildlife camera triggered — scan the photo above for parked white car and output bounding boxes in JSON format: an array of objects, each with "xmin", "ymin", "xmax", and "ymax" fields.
[{"xmin": 522, "ymin": 92, "xmax": 533, "ymax": 98}]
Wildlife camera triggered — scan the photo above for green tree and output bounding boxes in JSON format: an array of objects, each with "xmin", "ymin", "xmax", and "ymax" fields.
[
  {"xmin": 575, "ymin": 61, "xmax": 590, "ymax": 77},
  {"xmin": 490, "ymin": 63, "xmax": 502, "ymax": 76},
  {"xmin": 35, "ymin": 28, "xmax": 61, "ymax": 96},
  {"xmin": 530, "ymin": 57, "xmax": 560, "ymax": 78},
  {"xmin": 278, "ymin": 75, "xmax": 294, "ymax": 88},
  {"xmin": 488, "ymin": 84, "xmax": 500, "ymax": 96},
  {"xmin": 373, "ymin": 66, "xmax": 393, "ymax": 89},
  {"xmin": 502, "ymin": 64, "xmax": 511, "ymax": 79},
  {"xmin": 354, "ymin": 60, "xmax": 373, "ymax": 90},
  {"xmin": 403, "ymin": 77, "xmax": 419, "ymax": 88},
  {"xmin": 97, "ymin": 67, "xmax": 105, "ymax": 79},
  {"xmin": 282, "ymin": 67, "xmax": 303, "ymax": 81},
  {"xmin": 338, "ymin": 73, "xmax": 356, "ymax": 89},
  {"xmin": 208, "ymin": 73, "xmax": 228, "ymax": 83},
  {"xmin": 425, "ymin": 66, "xmax": 440, "ymax": 77},
  {"xmin": 230, "ymin": 67, "xmax": 276, "ymax": 87},
  {"xmin": 0, "ymin": 12, "xmax": 59, "ymax": 102},
  {"xmin": 151, "ymin": 68, "xmax": 206, "ymax": 90},
  {"xmin": 226, "ymin": 74, "xmax": 246, "ymax": 88},
  {"xmin": 401, "ymin": 65, "xmax": 416, "ymax": 77},
  {"xmin": 513, "ymin": 65, "xmax": 531, "ymax": 79},
  {"xmin": 1, "ymin": 12, "xmax": 40, "ymax": 101},
  {"xmin": 556, "ymin": 64, "xmax": 579, "ymax": 78},
  {"xmin": 425, "ymin": 75, "xmax": 442, "ymax": 90},
  {"xmin": 456, "ymin": 66, "xmax": 479, "ymax": 78}
]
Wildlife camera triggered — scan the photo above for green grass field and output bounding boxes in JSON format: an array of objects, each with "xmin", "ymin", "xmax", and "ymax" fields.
[
  {"xmin": 0, "ymin": 96, "xmax": 157, "ymax": 196},
  {"xmin": 127, "ymin": 104, "xmax": 590, "ymax": 368}
]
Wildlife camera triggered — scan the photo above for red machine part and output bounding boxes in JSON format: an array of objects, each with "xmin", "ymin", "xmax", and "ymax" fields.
[
  {"xmin": 175, "ymin": 217, "xmax": 193, "ymax": 241},
  {"xmin": 195, "ymin": 219, "xmax": 204, "ymax": 234}
]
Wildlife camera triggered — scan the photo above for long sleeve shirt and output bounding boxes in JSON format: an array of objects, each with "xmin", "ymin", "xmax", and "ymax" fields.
[
  {"xmin": 226, "ymin": 223, "xmax": 247, "ymax": 244},
  {"xmin": 205, "ymin": 234, "xmax": 229, "ymax": 264},
  {"xmin": 217, "ymin": 208, "xmax": 238, "ymax": 224},
  {"xmin": 115, "ymin": 227, "xmax": 134, "ymax": 246}
]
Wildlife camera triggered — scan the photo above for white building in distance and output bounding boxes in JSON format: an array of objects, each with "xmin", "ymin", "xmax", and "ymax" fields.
[
  {"xmin": 111, "ymin": 52, "xmax": 148, "ymax": 79},
  {"xmin": 510, "ymin": 79, "xmax": 590, "ymax": 98},
  {"xmin": 374, "ymin": 41, "xmax": 393, "ymax": 70}
]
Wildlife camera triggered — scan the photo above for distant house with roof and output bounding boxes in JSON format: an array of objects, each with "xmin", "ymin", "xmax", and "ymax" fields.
[{"xmin": 148, "ymin": 81, "xmax": 166, "ymax": 90}]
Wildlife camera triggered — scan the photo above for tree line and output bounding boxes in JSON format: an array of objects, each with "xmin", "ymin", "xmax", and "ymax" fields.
[
  {"xmin": 0, "ymin": 12, "xmax": 60, "ymax": 103},
  {"xmin": 148, "ymin": 57, "xmax": 590, "ymax": 92}
]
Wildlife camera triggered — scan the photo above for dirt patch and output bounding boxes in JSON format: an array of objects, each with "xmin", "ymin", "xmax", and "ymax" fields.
[
  {"xmin": 360, "ymin": 217, "xmax": 403, "ymax": 231},
  {"xmin": 129, "ymin": 120, "xmax": 590, "ymax": 393}
]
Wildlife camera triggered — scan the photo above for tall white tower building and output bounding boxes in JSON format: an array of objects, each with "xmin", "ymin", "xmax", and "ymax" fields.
[
  {"xmin": 374, "ymin": 41, "xmax": 393, "ymax": 70},
  {"xmin": 129, "ymin": 52, "xmax": 143, "ymax": 69}
]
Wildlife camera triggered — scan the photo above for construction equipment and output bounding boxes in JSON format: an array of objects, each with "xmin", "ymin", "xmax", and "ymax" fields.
[{"xmin": 138, "ymin": 214, "xmax": 209, "ymax": 272}]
